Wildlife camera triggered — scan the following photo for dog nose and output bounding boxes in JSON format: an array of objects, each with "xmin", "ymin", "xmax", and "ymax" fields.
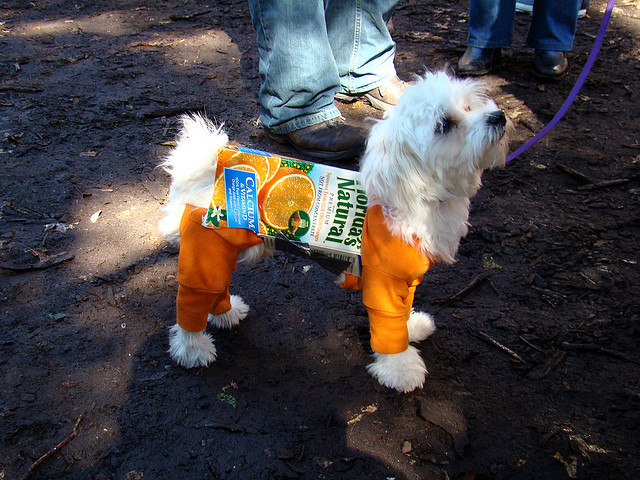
[{"xmin": 487, "ymin": 110, "xmax": 506, "ymax": 128}]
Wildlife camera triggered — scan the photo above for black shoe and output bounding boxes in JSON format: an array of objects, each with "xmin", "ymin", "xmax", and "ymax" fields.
[
  {"xmin": 264, "ymin": 118, "xmax": 367, "ymax": 161},
  {"xmin": 457, "ymin": 47, "xmax": 500, "ymax": 76},
  {"xmin": 532, "ymin": 50, "xmax": 568, "ymax": 80}
]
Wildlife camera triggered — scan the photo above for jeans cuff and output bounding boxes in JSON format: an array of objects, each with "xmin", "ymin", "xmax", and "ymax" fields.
[
  {"xmin": 264, "ymin": 104, "xmax": 342, "ymax": 135},
  {"xmin": 467, "ymin": 39, "xmax": 509, "ymax": 49},
  {"xmin": 339, "ymin": 69, "xmax": 397, "ymax": 96},
  {"xmin": 529, "ymin": 42, "xmax": 573, "ymax": 51}
]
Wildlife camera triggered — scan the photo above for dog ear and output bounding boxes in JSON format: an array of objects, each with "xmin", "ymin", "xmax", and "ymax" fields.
[
  {"xmin": 362, "ymin": 117, "xmax": 422, "ymax": 202},
  {"xmin": 159, "ymin": 115, "xmax": 228, "ymax": 240},
  {"xmin": 161, "ymin": 114, "xmax": 227, "ymax": 185}
]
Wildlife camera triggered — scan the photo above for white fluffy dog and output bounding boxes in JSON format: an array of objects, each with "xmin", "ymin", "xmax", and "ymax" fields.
[{"xmin": 159, "ymin": 71, "xmax": 511, "ymax": 393}]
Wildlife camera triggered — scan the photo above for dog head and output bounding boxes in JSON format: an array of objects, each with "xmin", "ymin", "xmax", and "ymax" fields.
[{"xmin": 360, "ymin": 71, "xmax": 512, "ymax": 262}]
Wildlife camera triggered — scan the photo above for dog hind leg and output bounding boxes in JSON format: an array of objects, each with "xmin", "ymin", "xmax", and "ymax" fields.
[
  {"xmin": 238, "ymin": 243, "xmax": 267, "ymax": 264},
  {"xmin": 208, "ymin": 294, "xmax": 250, "ymax": 329}
]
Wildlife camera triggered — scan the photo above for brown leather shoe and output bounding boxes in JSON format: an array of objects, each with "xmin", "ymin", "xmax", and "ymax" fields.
[
  {"xmin": 264, "ymin": 118, "xmax": 367, "ymax": 161},
  {"xmin": 336, "ymin": 76, "xmax": 413, "ymax": 111}
]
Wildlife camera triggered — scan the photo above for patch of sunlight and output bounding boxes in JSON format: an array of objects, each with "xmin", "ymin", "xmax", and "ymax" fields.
[
  {"xmin": 68, "ymin": 186, "xmax": 165, "ymax": 278},
  {"xmin": 126, "ymin": 30, "xmax": 242, "ymax": 68},
  {"xmin": 12, "ymin": 12, "xmax": 133, "ymax": 37},
  {"xmin": 9, "ymin": 12, "xmax": 241, "ymax": 69}
]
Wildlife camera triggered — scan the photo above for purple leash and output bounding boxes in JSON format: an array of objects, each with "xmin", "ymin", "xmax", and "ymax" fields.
[{"xmin": 506, "ymin": 0, "xmax": 617, "ymax": 163}]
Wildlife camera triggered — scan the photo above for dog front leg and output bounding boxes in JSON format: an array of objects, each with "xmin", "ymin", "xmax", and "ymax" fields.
[
  {"xmin": 170, "ymin": 287, "xmax": 231, "ymax": 369},
  {"xmin": 367, "ymin": 312, "xmax": 435, "ymax": 393},
  {"xmin": 367, "ymin": 346, "xmax": 427, "ymax": 393},
  {"xmin": 168, "ymin": 324, "xmax": 217, "ymax": 368}
]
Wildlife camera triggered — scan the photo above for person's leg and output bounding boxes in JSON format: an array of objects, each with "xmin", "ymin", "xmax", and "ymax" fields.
[
  {"xmin": 326, "ymin": 0, "xmax": 409, "ymax": 111},
  {"xmin": 528, "ymin": 0, "xmax": 581, "ymax": 51},
  {"xmin": 326, "ymin": 0, "xmax": 398, "ymax": 94},
  {"xmin": 248, "ymin": 0, "xmax": 367, "ymax": 160},
  {"xmin": 248, "ymin": 0, "xmax": 340, "ymax": 134},
  {"xmin": 458, "ymin": 0, "xmax": 515, "ymax": 76},
  {"xmin": 467, "ymin": 0, "xmax": 516, "ymax": 49},
  {"xmin": 528, "ymin": 0, "xmax": 581, "ymax": 78}
]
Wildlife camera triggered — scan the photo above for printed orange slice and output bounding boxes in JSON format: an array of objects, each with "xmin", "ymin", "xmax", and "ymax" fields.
[
  {"xmin": 211, "ymin": 174, "xmax": 226, "ymax": 209},
  {"xmin": 258, "ymin": 167, "xmax": 316, "ymax": 230},
  {"xmin": 264, "ymin": 155, "xmax": 281, "ymax": 183},
  {"xmin": 222, "ymin": 150, "xmax": 279, "ymax": 187},
  {"xmin": 211, "ymin": 163, "xmax": 259, "ymax": 209},
  {"xmin": 232, "ymin": 163, "xmax": 259, "ymax": 182}
]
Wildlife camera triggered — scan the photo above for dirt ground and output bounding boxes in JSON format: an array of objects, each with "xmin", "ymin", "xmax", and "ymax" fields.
[{"xmin": 1, "ymin": 1, "xmax": 639, "ymax": 479}]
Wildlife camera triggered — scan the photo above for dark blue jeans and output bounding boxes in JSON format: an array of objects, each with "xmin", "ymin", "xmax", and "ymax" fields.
[
  {"xmin": 467, "ymin": 0, "xmax": 582, "ymax": 51},
  {"xmin": 248, "ymin": 0, "xmax": 398, "ymax": 134}
]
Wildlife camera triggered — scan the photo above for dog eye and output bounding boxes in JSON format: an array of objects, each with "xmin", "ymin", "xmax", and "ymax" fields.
[{"xmin": 436, "ymin": 118, "xmax": 455, "ymax": 135}]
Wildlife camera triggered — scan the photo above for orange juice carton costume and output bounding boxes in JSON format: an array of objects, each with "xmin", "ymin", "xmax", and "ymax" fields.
[{"xmin": 176, "ymin": 146, "xmax": 435, "ymax": 355}]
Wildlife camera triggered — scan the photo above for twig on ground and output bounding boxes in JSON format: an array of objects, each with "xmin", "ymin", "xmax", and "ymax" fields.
[
  {"xmin": 557, "ymin": 164, "xmax": 594, "ymax": 184},
  {"xmin": 1, "ymin": 201, "xmax": 47, "ymax": 219},
  {"xmin": 575, "ymin": 177, "xmax": 632, "ymax": 191},
  {"xmin": 519, "ymin": 335, "xmax": 546, "ymax": 354},
  {"xmin": 20, "ymin": 413, "xmax": 84, "ymax": 480},
  {"xmin": 527, "ymin": 351, "xmax": 567, "ymax": 380},
  {"xmin": 561, "ymin": 342, "xmax": 640, "ymax": 365},
  {"xmin": 0, "ymin": 252, "xmax": 74, "ymax": 271},
  {"xmin": 196, "ymin": 423, "xmax": 258, "ymax": 435},
  {"xmin": 487, "ymin": 277, "xmax": 501, "ymax": 296},
  {"xmin": 169, "ymin": 10, "xmax": 211, "ymax": 21},
  {"xmin": 141, "ymin": 182, "xmax": 161, "ymax": 202},
  {"xmin": 531, "ymin": 286, "xmax": 565, "ymax": 306},
  {"xmin": 531, "ymin": 286, "xmax": 564, "ymax": 299},
  {"xmin": 556, "ymin": 165, "xmax": 638, "ymax": 191},
  {"xmin": 436, "ymin": 273, "xmax": 488, "ymax": 307},
  {"xmin": 0, "ymin": 85, "xmax": 42, "ymax": 93},
  {"xmin": 472, "ymin": 331, "xmax": 525, "ymax": 364}
]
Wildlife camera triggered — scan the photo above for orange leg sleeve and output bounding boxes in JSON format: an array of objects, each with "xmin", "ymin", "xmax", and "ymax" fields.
[
  {"xmin": 176, "ymin": 207, "xmax": 239, "ymax": 331},
  {"xmin": 210, "ymin": 291, "xmax": 232, "ymax": 316},
  {"xmin": 173, "ymin": 205, "xmax": 263, "ymax": 331},
  {"xmin": 177, "ymin": 287, "xmax": 230, "ymax": 332}
]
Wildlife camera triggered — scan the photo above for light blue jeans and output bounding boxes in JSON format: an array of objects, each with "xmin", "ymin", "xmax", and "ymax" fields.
[
  {"xmin": 468, "ymin": 0, "xmax": 582, "ymax": 51},
  {"xmin": 248, "ymin": 0, "xmax": 398, "ymax": 134}
]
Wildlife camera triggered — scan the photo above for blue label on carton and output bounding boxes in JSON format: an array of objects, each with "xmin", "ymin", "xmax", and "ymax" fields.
[
  {"xmin": 235, "ymin": 145, "xmax": 272, "ymax": 157},
  {"xmin": 224, "ymin": 167, "xmax": 259, "ymax": 232}
]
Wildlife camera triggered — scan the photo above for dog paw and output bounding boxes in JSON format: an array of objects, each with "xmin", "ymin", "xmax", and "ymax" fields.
[
  {"xmin": 168, "ymin": 324, "xmax": 217, "ymax": 368},
  {"xmin": 238, "ymin": 243, "xmax": 267, "ymax": 264},
  {"xmin": 208, "ymin": 295, "xmax": 250, "ymax": 329},
  {"xmin": 367, "ymin": 346, "xmax": 427, "ymax": 393},
  {"xmin": 407, "ymin": 311, "xmax": 436, "ymax": 343}
]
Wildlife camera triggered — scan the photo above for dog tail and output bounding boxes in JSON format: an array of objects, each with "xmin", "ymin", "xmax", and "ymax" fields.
[{"xmin": 159, "ymin": 114, "xmax": 228, "ymax": 241}]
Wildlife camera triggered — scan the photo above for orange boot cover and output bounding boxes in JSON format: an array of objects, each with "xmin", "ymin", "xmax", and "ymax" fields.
[
  {"xmin": 176, "ymin": 205, "xmax": 263, "ymax": 332},
  {"xmin": 341, "ymin": 205, "xmax": 434, "ymax": 354}
]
